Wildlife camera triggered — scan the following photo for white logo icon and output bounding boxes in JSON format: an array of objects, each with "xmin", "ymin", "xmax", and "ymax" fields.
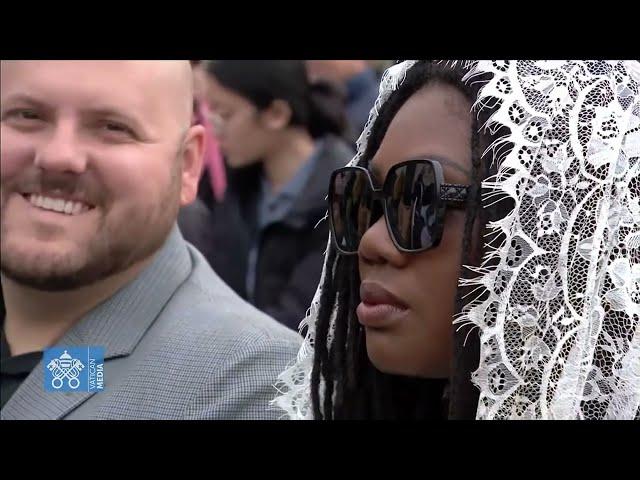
[{"xmin": 47, "ymin": 350, "xmax": 85, "ymax": 389}]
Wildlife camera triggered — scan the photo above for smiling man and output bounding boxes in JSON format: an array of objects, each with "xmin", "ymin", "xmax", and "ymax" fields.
[{"xmin": 0, "ymin": 61, "xmax": 301, "ymax": 420}]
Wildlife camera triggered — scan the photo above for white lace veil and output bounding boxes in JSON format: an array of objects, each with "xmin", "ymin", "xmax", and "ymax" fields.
[{"xmin": 274, "ymin": 60, "xmax": 640, "ymax": 420}]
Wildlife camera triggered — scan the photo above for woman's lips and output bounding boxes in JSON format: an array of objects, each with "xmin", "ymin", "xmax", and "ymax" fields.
[{"xmin": 357, "ymin": 282, "xmax": 409, "ymax": 328}]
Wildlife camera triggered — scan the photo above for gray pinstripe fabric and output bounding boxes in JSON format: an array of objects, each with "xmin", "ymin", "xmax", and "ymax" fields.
[{"xmin": 1, "ymin": 225, "xmax": 301, "ymax": 420}]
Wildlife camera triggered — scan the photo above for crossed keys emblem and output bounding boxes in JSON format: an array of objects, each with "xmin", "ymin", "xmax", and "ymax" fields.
[{"xmin": 47, "ymin": 350, "xmax": 85, "ymax": 389}]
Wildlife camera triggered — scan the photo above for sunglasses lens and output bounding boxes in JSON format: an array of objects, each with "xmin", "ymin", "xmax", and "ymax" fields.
[
  {"xmin": 385, "ymin": 161, "xmax": 439, "ymax": 251},
  {"xmin": 330, "ymin": 169, "xmax": 373, "ymax": 253}
]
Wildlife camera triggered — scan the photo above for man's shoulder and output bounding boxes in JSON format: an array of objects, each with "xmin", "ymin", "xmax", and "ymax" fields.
[{"xmin": 154, "ymin": 246, "xmax": 302, "ymax": 357}]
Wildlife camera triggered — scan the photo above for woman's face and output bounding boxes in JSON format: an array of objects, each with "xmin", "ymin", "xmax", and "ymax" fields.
[
  {"xmin": 204, "ymin": 74, "xmax": 273, "ymax": 169},
  {"xmin": 356, "ymin": 82, "xmax": 474, "ymax": 378}
]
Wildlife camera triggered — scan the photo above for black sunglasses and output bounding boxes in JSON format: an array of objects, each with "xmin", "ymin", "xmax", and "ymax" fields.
[{"xmin": 328, "ymin": 159, "xmax": 470, "ymax": 254}]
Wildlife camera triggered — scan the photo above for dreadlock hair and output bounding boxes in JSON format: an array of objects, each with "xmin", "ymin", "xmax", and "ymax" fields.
[{"xmin": 310, "ymin": 60, "xmax": 513, "ymax": 420}]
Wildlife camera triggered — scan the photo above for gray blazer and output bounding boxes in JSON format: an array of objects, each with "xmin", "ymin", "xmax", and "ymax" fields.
[{"xmin": 1, "ymin": 226, "xmax": 302, "ymax": 420}]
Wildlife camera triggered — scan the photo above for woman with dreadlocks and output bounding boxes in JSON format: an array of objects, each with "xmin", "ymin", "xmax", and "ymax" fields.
[{"xmin": 275, "ymin": 60, "xmax": 640, "ymax": 420}]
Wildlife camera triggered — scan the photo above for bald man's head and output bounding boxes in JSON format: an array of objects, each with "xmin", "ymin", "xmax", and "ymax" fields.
[
  {"xmin": 1, "ymin": 60, "xmax": 205, "ymax": 290},
  {"xmin": 136, "ymin": 60, "xmax": 194, "ymax": 130}
]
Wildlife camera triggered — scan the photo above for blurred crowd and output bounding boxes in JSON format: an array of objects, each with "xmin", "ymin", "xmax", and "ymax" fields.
[{"xmin": 179, "ymin": 60, "xmax": 391, "ymax": 331}]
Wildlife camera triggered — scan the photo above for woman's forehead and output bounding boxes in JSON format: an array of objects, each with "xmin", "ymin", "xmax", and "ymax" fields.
[{"xmin": 368, "ymin": 83, "xmax": 473, "ymax": 185}]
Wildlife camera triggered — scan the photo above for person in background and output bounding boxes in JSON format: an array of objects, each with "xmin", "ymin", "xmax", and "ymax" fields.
[
  {"xmin": 190, "ymin": 60, "xmax": 227, "ymax": 207},
  {"xmin": 306, "ymin": 60, "xmax": 381, "ymax": 144},
  {"xmin": 178, "ymin": 61, "xmax": 248, "ymax": 295},
  {"xmin": 203, "ymin": 60, "xmax": 355, "ymax": 331}
]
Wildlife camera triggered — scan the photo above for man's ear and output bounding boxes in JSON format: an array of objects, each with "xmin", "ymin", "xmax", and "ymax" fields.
[{"xmin": 178, "ymin": 124, "xmax": 206, "ymax": 206}]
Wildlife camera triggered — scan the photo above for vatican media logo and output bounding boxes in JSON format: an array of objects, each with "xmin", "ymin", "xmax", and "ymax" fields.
[{"xmin": 44, "ymin": 347, "xmax": 105, "ymax": 393}]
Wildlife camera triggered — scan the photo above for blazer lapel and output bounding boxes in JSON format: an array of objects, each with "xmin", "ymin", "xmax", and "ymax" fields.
[{"xmin": 1, "ymin": 226, "xmax": 192, "ymax": 420}]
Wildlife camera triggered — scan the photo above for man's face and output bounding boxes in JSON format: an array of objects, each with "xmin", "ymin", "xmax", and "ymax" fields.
[{"xmin": 0, "ymin": 61, "xmax": 202, "ymax": 290}]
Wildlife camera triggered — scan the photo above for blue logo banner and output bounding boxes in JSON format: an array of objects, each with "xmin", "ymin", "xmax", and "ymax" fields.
[{"xmin": 44, "ymin": 346, "xmax": 105, "ymax": 393}]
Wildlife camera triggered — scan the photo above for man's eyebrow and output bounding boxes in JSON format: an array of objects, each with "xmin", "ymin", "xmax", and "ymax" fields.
[
  {"xmin": 82, "ymin": 107, "xmax": 143, "ymax": 127},
  {"xmin": 2, "ymin": 93, "xmax": 51, "ymax": 111},
  {"xmin": 84, "ymin": 107, "xmax": 157, "ymax": 141},
  {"xmin": 2, "ymin": 94, "xmax": 147, "ymax": 131}
]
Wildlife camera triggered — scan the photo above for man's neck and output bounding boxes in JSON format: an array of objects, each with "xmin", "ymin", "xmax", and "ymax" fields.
[
  {"xmin": 262, "ymin": 129, "xmax": 315, "ymax": 194},
  {"xmin": 1, "ymin": 258, "xmax": 152, "ymax": 356}
]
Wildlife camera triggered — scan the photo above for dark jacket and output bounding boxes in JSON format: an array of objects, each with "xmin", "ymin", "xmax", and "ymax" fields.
[
  {"xmin": 229, "ymin": 135, "xmax": 354, "ymax": 331},
  {"xmin": 178, "ymin": 196, "xmax": 250, "ymax": 297}
]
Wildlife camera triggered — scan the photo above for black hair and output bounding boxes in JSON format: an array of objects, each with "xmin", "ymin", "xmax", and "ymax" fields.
[
  {"xmin": 311, "ymin": 60, "xmax": 513, "ymax": 420},
  {"xmin": 206, "ymin": 60, "xmax": 347, "ymax": 139}
]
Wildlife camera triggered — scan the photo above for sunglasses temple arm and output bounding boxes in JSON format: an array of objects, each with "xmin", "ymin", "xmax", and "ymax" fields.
[{"xmin": 440, "ymin": 183, "xmax": 470, "ymax": 208}]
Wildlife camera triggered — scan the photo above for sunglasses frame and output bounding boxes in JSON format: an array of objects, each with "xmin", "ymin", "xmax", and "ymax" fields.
[{"xmin": 328, "ymin": 159, "xmax": 470, "ymax": 255}]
